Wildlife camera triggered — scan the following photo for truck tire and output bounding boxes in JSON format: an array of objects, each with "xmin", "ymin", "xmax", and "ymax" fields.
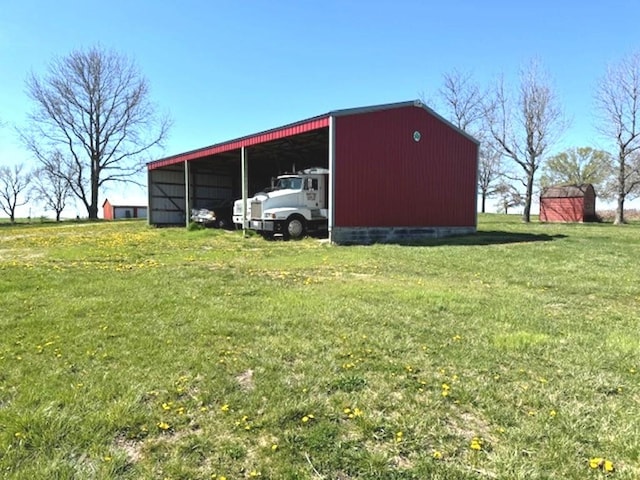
[{"xmin": 286, "ymin": 215, "xmax": 306, "ymax": 239}]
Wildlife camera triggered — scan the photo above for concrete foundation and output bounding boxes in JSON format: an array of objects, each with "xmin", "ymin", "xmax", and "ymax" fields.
[{"xmin": 330, "ymin": 226, "xmax": 476, "ymax": 245}]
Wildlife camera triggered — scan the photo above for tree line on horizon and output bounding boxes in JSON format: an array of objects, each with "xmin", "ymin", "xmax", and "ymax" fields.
[{"xmin": 1, "ymin": 46, "xmax": 640, "ymax": 224}]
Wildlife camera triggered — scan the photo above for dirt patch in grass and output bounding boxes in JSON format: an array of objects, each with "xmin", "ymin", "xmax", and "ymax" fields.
[{"xmin": 114, "ymin": 435, "xmax": 144, "ymax": 464}]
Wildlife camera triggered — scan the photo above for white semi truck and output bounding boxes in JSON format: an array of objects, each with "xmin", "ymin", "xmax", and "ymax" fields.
[{"xmin": 232, "ymin": 168, "xmax": 329, "ymax": 239}]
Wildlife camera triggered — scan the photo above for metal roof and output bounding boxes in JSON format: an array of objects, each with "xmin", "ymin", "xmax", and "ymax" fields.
[
  {"xmin": 541, "ymin": 184, "xmax": 595, "ymax": 198},
  {"xmin": 147, "ymin": 100, "xmax": 477, "ymax": 170}
]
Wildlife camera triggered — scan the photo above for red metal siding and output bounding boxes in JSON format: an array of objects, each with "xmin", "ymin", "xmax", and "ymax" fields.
[
  {"xmin": 333, "ymin": 106, "xmax": 477, "ymax": 227},
  {"xmin": 149, "ymin": 117, "xmax": 329, "ymax": 170},
  {"xmin": 103, "ymin": 199, "xmax": 114, "ymax": 220},
  {"xmin": 540, "ymin": 198, "xmax": 585, "ymax": 222}
]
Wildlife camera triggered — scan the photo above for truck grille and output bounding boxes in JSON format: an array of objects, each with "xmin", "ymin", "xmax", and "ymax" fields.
[{"xmin": 251, "ymin": 200, "xmax": 262, "ymax": 219}]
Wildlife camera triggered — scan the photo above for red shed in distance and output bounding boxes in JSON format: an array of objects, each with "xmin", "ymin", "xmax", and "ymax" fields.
[
  {"xmin": 102, "ymin": 199, "xmax": 148, "ymax": 220},
  {"xmin": 539, "ymin": 184, "xmax": 597, "ymax": 223}
]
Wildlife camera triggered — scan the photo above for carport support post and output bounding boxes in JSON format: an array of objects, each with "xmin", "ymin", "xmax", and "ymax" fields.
[
  {"xmin": 184, "ymin": 161, "xmax": 191, "ymax": 227},
  {"xmin": 147, "ymin": 168, "xmax": 153, "ymax": 226},
  {"xmin": 241, "ymin": 146, "xmax": 249, "ymax": 236},
  {"xmin": 328, "ymin": 115, "xmax": 335, "ymax": 241}
]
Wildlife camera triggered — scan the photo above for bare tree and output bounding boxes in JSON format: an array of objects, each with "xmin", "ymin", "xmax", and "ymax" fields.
[
  {"xmin": 435, "ymin": 69, "xmax": 503, "ymax": 212},
  {"xmin": 31, "ymin": 151, "xmax": 73, "ymax": 221},
  {"xmin": 600, "ymin": 152, "xmax": 640, "ymax": 209},
  {"xmin": 540, "ymin": 147, "xmax": 612, "ymax": 192},
  {"xmin": 485, "ymin": 60, "xmax": 566, "ymax": 222},
  {"xmin": 494, "ymin": 181, "xmax": 524, "ymax": 214},
  {"xmin": 23, "ymin": 45, "xmax": 170, "ymax": 219},
  {"xmin": 0, "ymin": 163, "xmax": 32, "ymax": 223},
  {"xmin": 438, "ymin": 69, "xmax": 485, "ymax": 131},
  {"xmin": 477, "ymin": 144, "xmax": 503, "ymax": 213},
  {"xmin": 594, "ymin": 51, "xmax": 640, "ymax": 224}
]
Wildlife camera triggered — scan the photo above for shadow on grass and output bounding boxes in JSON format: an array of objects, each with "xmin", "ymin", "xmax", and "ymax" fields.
[{"xmin": 414, "ymin": 230, "xmax": 568, "ymax": 247}]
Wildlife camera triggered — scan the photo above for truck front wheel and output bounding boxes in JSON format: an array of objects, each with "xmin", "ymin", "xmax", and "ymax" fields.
[{"xmin": 285, "ymin": 216, "xmax": 306, "ymax": 239}]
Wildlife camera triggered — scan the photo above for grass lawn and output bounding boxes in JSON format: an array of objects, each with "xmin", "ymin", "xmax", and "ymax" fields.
[{"xmin": 0, "ymin": 215, "xmax": 638, "ymax": 479}]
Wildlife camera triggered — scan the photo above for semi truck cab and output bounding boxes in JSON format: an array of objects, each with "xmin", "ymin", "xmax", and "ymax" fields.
[{"xmin": 233, "ymin": 168, "xmax": 329, "ymax": 239}]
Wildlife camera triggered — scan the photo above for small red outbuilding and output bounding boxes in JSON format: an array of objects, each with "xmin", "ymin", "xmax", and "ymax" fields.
[
  {"xmin": 539, "ymin": 184, "xmax": 596, "ymax": 223},
  {"xmin": 102, "ymin": 199, "xmax": 148, "ymax": 220}
]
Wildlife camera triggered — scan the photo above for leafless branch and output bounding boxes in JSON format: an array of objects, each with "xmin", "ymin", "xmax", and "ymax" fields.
[
  {"xmin": 484, "ymin": 60, "xmax": 567, "ymax": 222},
  {"xmin": 22, "ymin": 45, "xmax": 171, "ymax": 218},
  {"xmin": 0, "ymin": 163, "xmax": 32, "ymax": 222},
  {"xmin": 594, "ymin": 50, "xmax": 640, "ymax": 223}
]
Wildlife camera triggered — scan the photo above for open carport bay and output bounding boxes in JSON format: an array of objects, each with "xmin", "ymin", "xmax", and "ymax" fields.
[{"xmin": 148, "ymin": 127, "xmax": 329, "ymax": 226}]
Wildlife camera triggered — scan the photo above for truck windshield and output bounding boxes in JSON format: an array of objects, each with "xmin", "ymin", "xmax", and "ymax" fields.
[{"xmin": 274, "ymin": 177, "xmax": 303, "ymax": 190}]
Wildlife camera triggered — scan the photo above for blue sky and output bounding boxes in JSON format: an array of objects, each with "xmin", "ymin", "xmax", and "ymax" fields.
[{"xmin": 1, "ymin": 0, "xmax": 639, "ymax": 215}]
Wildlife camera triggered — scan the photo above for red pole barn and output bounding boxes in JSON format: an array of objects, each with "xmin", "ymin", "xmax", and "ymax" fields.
[
  {"xmin": 147, "ymin": 100, "xmax": 479, "ymax": 244},
  {"xmin": 539, "ymin": 184, "xmax": 597, "ymax": 223}
]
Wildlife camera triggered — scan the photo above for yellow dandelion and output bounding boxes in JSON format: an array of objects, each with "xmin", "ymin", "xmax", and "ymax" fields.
[
  {"xmin": 220, "ymin": 404, "xmax": 230, "ymax": 412},
  {"xmin": 395, "ymin": 431, "xmax": 403, "ymax": 443},
  {"xmin": 302, "ymin": 416, "xmax": 310, "ymax": 423},
  {"xmin": 441, "ymin": 383, "xmax": 451, "ymax": 397},
  {"xmin": 549, "ymin": 410, "xmax": 557, "ymax": 417},
  {"xmin": 470, "ymin": 437, "xmax": 483, "ymax": 451},
  {"xmin": 433, "ymin": 450, "xmax": 443, "ymax": 459},
  {"xmin": 603, "ymin": 460, "xmax": 614, "ymax": 472},
  {"xmin": 271, "ymin": 444, "xmax": 278, "ymax": 451},
  {"xmin": 589, "ymin": 457, "xmax": 603, "ymax": 469},
  {"xmin": 157, "ymin": 421, "xmax": 170, "ymax": 431}
]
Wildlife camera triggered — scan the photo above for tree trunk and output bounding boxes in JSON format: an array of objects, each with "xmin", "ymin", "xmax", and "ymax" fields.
[
  {"xmin": 614, "ymin": 194, "xmax": 625, "ymax": 225},
  {"xmin": 614, "ymin": 154, "xmax": 626, "ymax": 225},
  {"xmin": 481, "ymin": 192, "xmax": 486, "ymax": 213},
  {"xmin": 89, "ymin": 164, "xmax": 99, "ymax": 219},
  {"xmin": 521, "ymin": 169, "xmax": 535, "ymax": 223}
]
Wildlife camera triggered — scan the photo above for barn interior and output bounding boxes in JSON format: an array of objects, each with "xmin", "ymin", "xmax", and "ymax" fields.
[{"xmin": 148, "ymin": 127, "xmax": 330, "ymax": 225}]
